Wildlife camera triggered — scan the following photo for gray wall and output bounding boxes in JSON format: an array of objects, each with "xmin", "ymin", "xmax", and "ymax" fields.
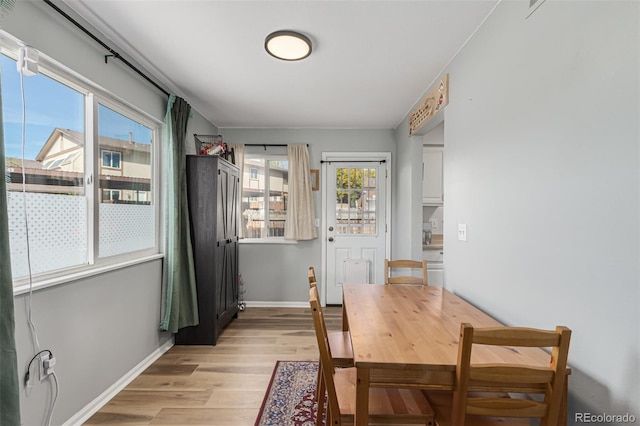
[
  {"xmin": 3, "ymin": 1, "xmax": 218, "ymax": 424},
  {"xmin": 398, "ymin": 0, "xmax": 639, "ymax": 422},
  {"xmin": 14, "ymin": 262, "xmax": 166, "ymax": 425},
  {"xmin": 6, "ymin": 0, "xmax": 638, "ymax": 423},
  {"xmin": 219, "ymin": 128, "xmax": 395, "ymax": 302}
]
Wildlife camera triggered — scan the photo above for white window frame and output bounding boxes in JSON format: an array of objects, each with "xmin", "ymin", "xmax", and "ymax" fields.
[
  {"xmin": 101, "ymin": 149, "xmax": 122, "ymax": 169},
  {"xmin": 2, "ymin": 32, "xmax": 163, "ymax": 295},
  {"xmin": 240, "ymin": 153, "xmax": 295, "ymax": 244},
  {"xmin": 249, "ymin": 167, "xmax": 258, "ymax": 179},
  {"xmin": 102, "ymin": 189, "xmax": 121, "ymax": 201}
]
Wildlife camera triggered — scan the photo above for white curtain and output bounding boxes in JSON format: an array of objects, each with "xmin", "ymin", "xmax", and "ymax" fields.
[
  {"xmin": 228, "ymin": 144, "xmax": 245, "ymax": 238},
  {"xmin": 285, "ymin": 144, "xmax": 318, "ymax": 240}
]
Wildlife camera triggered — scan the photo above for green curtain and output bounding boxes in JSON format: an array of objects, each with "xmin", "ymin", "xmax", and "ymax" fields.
[
  {"xmin": 159, "ymin": 95, "xmax": 199, "ymax": 333},
  {"xmin": 0, "ymin": 61, "xmax": 21, "ymax": 425}
]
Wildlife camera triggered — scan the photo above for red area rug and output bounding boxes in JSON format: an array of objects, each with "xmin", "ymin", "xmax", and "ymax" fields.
[{"xmin": 255, "ymin": 361, "xmax": 322, "ymax": 426}]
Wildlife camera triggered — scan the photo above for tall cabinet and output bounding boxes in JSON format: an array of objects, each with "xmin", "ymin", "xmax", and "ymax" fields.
[
  {"xmin": 175, "ymin": 155, "xmax": 240, "ymax": 345},
  {"xmin": 422, "ymin": 146, "xmax": 444, "ymax": 205}
]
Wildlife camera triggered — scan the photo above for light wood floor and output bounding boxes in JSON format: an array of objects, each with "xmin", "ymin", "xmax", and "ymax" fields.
[{"xmin": 84, "ymin": 307, "xmax": 343, "ymax": 425}]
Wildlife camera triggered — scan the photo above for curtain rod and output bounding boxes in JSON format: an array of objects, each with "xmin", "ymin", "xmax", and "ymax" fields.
[
  {"xmin": 244, "ymin": 144, "xmax": 309, "ymax": 150},
  {"xmin": 43, "ymin": 0, "xmax": 170, "ymax": 98},
  {"xmin": 320, "ymin": 160, "xmax": 386, "ymax": 164}
]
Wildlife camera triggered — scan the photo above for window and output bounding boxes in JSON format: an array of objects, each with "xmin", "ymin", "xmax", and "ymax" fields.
[
  {"xmin": 335, "ymin": 167, "xmax": 377, "ymax": 235},
  {"xmin": 102, "ymin": 189, "xmax": 121, "ymax": 202},
  {"xmin": 97, "ymin": 103, "xmax": 154, "ymax": 258},
  {"xmin": 101, "ymin": 150, "xmax": 121, "ymax": 169},
  {"xmin": 241, "ymin": 156, "xmax": 288, "ymax": 240},
  {"xmin": 1, "ymin": 42, "xmax": 159, "ymax": 287}
]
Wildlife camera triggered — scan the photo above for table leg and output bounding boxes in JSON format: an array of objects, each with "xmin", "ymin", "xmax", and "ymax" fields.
[{"xmin": 355, "ymin": 367, "xmax": 370, "ymax": 426}]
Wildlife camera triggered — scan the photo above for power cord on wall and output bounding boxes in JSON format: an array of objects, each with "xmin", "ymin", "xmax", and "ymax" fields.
[
  {"xmin": 23, "ymin": 350, "xmax": 58, "ymax": 426},
  {"xmin": 19, "ymin": 46, "xmax": 40, "ymax": 353},
  {"xmin": 17, "ymin": 44, "xmax": 59, "ymax": 426}
]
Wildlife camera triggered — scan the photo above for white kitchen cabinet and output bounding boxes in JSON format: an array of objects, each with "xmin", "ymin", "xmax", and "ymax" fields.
[
  {"xmin": 423, "ymin": 248, "xmax": 444, "ymax": 286},
  {"xmin": 422, "ymin": 146, "xmax": 443, "ymax": 205}
]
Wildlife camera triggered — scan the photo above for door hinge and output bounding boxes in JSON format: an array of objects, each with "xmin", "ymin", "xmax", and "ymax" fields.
[{"xmin": 385, "ymin": 223, "xmax": 388, "ymax": 233}]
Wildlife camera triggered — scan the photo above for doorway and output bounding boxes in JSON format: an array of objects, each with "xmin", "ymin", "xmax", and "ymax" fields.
[{"xmin": 321, "ymin": 152, "xmax": 391, "ymax": 305}]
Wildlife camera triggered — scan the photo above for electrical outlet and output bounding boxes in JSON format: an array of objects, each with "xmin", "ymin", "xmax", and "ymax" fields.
[
  {"xmin": 39, "ymin": 354, "xmax": 49, "ymax": 381},
  {"xmin": 44, "ymin": 356, "xmax": 56, "ymax": 377},
  {"xmin": 430, "ymin": 219, "xmax": 437, "ymax": 229},
  {"xmin": 39, "ymin": 354, "xmax": 55, "ymax": 381}
]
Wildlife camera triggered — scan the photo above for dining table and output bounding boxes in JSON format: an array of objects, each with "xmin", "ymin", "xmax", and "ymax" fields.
[{"xmin": 341, "ymin": 283, "xmax": 569, "ymax": 426}]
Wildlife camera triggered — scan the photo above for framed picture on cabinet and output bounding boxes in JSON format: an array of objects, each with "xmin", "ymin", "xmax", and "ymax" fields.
[{"xmin": 310, "ymin": 169, "xmax": 319, "ymax": 191}]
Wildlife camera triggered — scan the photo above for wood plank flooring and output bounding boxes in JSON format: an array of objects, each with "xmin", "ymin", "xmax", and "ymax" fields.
[{"xmin": 85, "ymin": 307, "xmax": 343, "ymax": 425}]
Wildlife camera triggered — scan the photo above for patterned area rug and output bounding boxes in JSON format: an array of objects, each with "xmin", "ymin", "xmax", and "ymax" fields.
[{"xmin": 255, "ymin": 360, "xmax": 322, "ymax": 426}]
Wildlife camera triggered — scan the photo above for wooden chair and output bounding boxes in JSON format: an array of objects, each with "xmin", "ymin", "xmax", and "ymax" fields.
[
  {"xmin": 307, "ymin": 267, "xmax": 352, "ymax": 365},
  {"xmin": 384, "ymin": 259, "xmax": 428, "ymax": 285},
  {"xmin": 310, "ymin": 287, "xmax": 434, "ymax": 425},
  {"xmin": 309, "ymin": 265, "xmax": 318, "ymax": 286},
  {"xmin": 424, "ymin": 323, "xmax": 571, "ymax": 426},
  {"xmin": 308, "ymin": 266, "xmax": 353, "ymax": 426}
]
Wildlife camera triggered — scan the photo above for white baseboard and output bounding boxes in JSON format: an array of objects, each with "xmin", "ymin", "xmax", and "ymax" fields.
[
  {"xmin": 63, "ymin": 338, "xmax": 174, "ymax": 426},
  {"xmin": 246, "ymin": 300, "xmax": 309, "ymax": 308}
]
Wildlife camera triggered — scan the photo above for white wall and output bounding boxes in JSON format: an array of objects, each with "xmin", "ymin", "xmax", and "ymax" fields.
[
  {"xmin": 392, "ymin": 124, "xmax": 424, "ymax": 260},
  {"xmin": 399, "ymin": 0, "xmax": 638, "ymax": 421},
  {"xmin": 423, "ymin": 122, "xmax": 444, "ymax": 146},
  {"xmin": 219, "ymin": 128, "xmax": 395, "ymax": 303},
  {"xmin": 2, "ymin": 1, "xmax": 218, "ymax": 423}
]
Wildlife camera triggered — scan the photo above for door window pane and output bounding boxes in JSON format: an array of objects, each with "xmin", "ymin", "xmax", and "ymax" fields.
[
  {"xmin": 2, "ymin": 55, "xmax": 87, "ymax": 278},
  {"xmin": 335, "ymin": 167, "xmax": 377, "ymax": 235},
  {"xmin": 97, "ymin": 104, "xmax": 154, "ymax": 257}
]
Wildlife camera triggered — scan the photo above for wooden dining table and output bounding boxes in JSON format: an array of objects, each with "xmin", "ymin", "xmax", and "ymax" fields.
[{"xmin": 341, "ymin": 283, "xmax": 569, "ymax": 426}]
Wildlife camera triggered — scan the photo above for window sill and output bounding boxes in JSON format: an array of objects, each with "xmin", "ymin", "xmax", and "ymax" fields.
[
  {"xmin": 239, "ymin": 238, "xmax": 298, "ymax": 245},
  {"xmin": 12, "ymin": 253, "xmax": 164, "ymax": 296}
]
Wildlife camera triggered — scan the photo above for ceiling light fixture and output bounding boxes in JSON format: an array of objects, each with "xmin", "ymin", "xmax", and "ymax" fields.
[{"xmin": 265, "ymin": 30, "xmax": 312, "ymax": 61}]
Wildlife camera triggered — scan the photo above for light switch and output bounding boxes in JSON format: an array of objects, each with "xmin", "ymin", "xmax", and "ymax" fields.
[
  {"xmin": 315, "ymin": 218, "xmax": 320, "ymax": 227},
  {"xmin": 457, "ymin": 224, "xmax": 467, "ymax": 242}
]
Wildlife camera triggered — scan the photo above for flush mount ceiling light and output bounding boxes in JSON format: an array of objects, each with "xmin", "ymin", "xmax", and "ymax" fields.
[{"xmin": 265, "ymin": 30, "xmax": 312, "ymax": 61}]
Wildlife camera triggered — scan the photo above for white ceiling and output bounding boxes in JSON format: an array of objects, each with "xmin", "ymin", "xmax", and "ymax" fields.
[{"xmin": 64, "ymin": 1, "xmax": 498, "ymax": 130}]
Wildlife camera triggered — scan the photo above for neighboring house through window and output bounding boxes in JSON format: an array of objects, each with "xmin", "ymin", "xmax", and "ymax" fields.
[
  {"xmin": 101, "ymin": 150, "xmax": 121, "ymax": 169},
  {"xmin": 103, "ymin": 189, "xmax": 121, "ymax": 202},
  {"xmin": 241, "ymin": 155, "xmax": 289, "ymax": 240},
  {"xmin": 1, "ymin": 38, "xmax": 159, "ymax": 287}
]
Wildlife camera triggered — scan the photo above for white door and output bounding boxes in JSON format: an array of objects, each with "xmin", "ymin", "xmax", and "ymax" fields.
[{"xmin": 322, "ymin": 154, "xmax": 390, "ymax": 305}]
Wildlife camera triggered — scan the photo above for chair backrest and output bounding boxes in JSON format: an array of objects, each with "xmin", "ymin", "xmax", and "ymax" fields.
[
  {"xmin": 308, "ymin": 266, "xmax": 317, "ymax": 288},
  {"xmin": 452, "ymin": 323, "xmax": 571, "ymax": 426},
  {"xmin": 309, "ymin": 286, "xmax": 341, "ymax": 420},
  {"xmin": 384, "ymin": 259, "xmax": 428, "ymax": 285}
]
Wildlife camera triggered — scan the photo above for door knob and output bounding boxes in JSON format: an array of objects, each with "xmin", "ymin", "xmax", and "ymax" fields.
[
  {"xmin": 328, "ymin": 226, "xmax": 334, "ymax": 231},
  {"xmin": 328, "ymin": 237, "xmax": 334, "ymax": 242}
]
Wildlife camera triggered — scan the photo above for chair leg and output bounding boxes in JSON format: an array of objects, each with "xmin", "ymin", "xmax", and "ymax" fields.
[
  {"xmin": 315, "ymin": 361, "xmax": 322, "ymax": 400},
  {"xmin": 316, "ymin": 385, "xmax": 325, "ymax": 426},
  {"xmin": 316, "ymin": 363, "xmax": 326, "ymax": 426}
]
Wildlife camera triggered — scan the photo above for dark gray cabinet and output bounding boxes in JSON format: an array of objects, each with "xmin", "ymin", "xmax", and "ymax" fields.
[{"xmin": 175, "ymin": 155, "xmax": 239, "ymax": 345}]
